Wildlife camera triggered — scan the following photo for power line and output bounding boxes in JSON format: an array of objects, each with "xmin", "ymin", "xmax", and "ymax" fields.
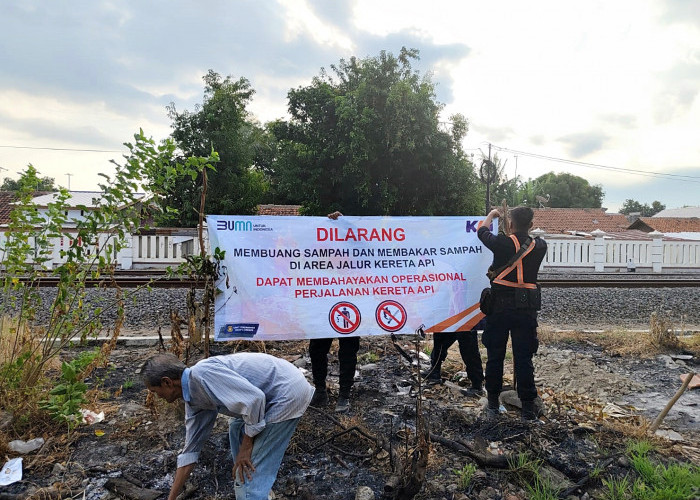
[
  {"xmin": 0, "ymin": 145, "xmax": 121, "ymax": 153},
  {"xmin": 491, "ymin": 145, "xmax": 700, "ymax": 183}
]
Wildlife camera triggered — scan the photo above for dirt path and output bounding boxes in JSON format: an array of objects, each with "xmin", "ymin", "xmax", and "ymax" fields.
[{"xmin": 3, "ymin": 336, "xmax": 698, "ymax": 500}]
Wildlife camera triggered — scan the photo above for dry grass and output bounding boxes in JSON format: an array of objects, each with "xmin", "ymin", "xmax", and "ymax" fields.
[{"xmin": 538, "ymin": 323, "xmax": 699, "ymax": 358}]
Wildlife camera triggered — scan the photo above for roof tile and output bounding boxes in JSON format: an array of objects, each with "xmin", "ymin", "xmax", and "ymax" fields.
[
  {"xmin": 256, "ymin": 204, "xmax": 302, "ymax": 216},
  {"xmin": 531, "ymin": 208, "xmax": 629, "ymax": 234},
  {"xmin": 636, "ymin": 217, "xmax": 700, "ymax": 233}
]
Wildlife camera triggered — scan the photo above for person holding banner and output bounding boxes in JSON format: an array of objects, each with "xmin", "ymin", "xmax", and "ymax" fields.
[
  {"xmin": 141, "ymin": 352, "xmax": 314, "ymax": 500},
  {"xmin": 309, "ymin": 210, "xmax": 360, "ymax": 413},
  {"xmin": 478, "ymin": 206, "xmax": 547, "ymax": 421},
  {"xmin": 424, "ymin": 318, "xmax": 486, "ymax": 395}
]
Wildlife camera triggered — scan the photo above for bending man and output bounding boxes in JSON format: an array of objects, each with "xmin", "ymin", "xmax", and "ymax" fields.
[{"xmin": 141, "ymin": 352, "xmax": 314, "ymax": 500}]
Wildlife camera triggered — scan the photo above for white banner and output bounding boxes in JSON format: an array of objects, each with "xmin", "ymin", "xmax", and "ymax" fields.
[{"xmin": 207, "ymin": 215, "xmax": 494, "ymax": 341}]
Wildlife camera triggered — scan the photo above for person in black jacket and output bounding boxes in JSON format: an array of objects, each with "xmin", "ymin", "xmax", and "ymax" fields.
[
  {"xmin": 424, "ymin": 318, "xmax": 485, "ymax": 396},
  {"xmin": 309, "ymin": 211, "xmax": 359, "ymax": 413},
  {"xmin": 478, "ymin": 206, "xmax": 547, "ymax": 421}
]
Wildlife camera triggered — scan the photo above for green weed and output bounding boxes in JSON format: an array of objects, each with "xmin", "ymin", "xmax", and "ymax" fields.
[
  {"xmin": 453, "ymin": 463, "xmax": 477, "ymax": 489},
  {"xmin": 625, "ymin": 439, "xmax": 700, "ymax": 499},
  {"xmin": 601, "ymin": 475, "xmax": 630, "ymax": 500}
]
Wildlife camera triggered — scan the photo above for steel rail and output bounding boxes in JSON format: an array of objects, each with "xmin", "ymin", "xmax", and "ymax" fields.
[
  {"xmin": 5, "ymin": 276, "xmax": 699, "ymax": 288},
  {"xmin": 538, "ymin": 279, "xmax": 700, "ymax": 288}
]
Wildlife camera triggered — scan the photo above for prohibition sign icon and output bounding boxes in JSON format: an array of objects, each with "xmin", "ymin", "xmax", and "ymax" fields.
[
  {"xmin": 329, "ymin": 302, "xmax": 361, "ymax": 334},
  {"xmin": 376, "ymin": 300, "xmax": 407, "ymax": 332}
]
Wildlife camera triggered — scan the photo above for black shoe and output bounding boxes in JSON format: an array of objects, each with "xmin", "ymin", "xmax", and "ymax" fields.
[
  {"xmin": 310, "ymin": 388, "xmax": 328, "ymax": 407},
  {"xmin": 421, "ymin": 367, "xmax": 442, "ymax": 385},
  {"xmin": 461, "ymin": 386, "xmax": 486, "ymax": 397},
  {"xmin": 485, "ymin": 393, "xmax": 501, "ymax": 420},
  {"xmin": 485, "ymin": 406, "xmax": 500, "ymax": 421},
  {"xmin": 521, "ymin": 400, "xmax": 538, "ymax": 422},
  {"xmin": 335, "ymin": 395, "xmax": 350, "ymax": 413}
]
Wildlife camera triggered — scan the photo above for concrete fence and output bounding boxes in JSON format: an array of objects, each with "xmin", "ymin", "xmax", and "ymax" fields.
[
  {"xmin": 534, "ymin": 229, "xmax": 700, "ymax": 272},
  {"xmin": 1, "ymin": 228, "xmax": 698, "ymax": 272}
]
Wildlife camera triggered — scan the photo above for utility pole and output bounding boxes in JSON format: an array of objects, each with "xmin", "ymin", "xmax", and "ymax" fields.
[
  {"xmin": 485, "ymin": 143, "xmax": 492, "ymax": 215},
  {"xmin": 513, "ymin": 155, "xmax": 518, "ymax": 206}
]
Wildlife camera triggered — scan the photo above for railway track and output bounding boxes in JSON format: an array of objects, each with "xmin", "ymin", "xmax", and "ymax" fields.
[{"xmin": 4, "ymin": 273, "xmax": 700, "ymax": 288}]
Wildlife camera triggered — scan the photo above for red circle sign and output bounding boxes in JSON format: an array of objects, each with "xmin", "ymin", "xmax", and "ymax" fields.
[
  {"xmin": 329, "ymin": 302, "xmax": 361, "ymax": 334},
  {"xmin": 376, "ymin": 300, "xmax": 407, "ymax": 332}
]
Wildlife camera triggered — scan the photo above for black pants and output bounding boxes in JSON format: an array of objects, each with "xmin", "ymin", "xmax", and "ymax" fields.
[
  {"xmin": 430, "ymin": 330, "xmax": 484, "ymax": 387},
  {"xmin": 309, "ymin": 337, "xmax": 360, "ymax": 394},
  {"xmin": 482, "ymin": 309, "xmax": 539, "ymax": 403}
]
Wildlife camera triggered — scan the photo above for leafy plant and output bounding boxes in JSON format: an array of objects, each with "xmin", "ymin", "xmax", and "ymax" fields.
[
  {"xmin": 0, "ymin": 131, "xmax": 217, "ymax": 434},
  {"xmin": 358, "ymin": 351, "xmax": 380, "ymax": 364},
  {"xmin": 453, "ymin": 462, "xmax": 477, "ymax": 489},
  {"xmin": 39, "ymin": 348, "xmax": 100, "ymax": 428}
]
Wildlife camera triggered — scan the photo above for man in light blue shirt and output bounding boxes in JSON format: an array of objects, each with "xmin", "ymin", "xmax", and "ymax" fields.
[{"xmin": 141, "ymin": 352, "xmax": 314, "ymax": 500}]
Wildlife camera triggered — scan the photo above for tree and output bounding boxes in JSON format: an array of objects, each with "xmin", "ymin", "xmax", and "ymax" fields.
[
  {"xmin": 164, "ymin": 70, "xmax": 268, "ymax": 226},
  {"xmin": 620, "ymin": 199, "xmax": 666, "ymax": 217},
  {"xmin": 519, "ymin": 172, "xmax": 603, "ymax": 208},
  {"xmin": 267, "ymin": 48, "xmax": 481, "ymax": 215},
  {"xmin": 2, "ymin": 175, "xmax": 56, "ymax": 191}
]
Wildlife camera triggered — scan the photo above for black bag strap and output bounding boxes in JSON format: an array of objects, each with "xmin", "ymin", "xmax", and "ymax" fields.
[{"xmin": 486, "ymin": 237, "xmax": 534, "ymax": 281}]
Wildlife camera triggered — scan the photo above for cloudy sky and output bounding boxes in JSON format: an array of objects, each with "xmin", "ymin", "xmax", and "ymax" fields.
[{"xmin": 1, "ymin": 0, "xmax": 699, "ymax": 212}]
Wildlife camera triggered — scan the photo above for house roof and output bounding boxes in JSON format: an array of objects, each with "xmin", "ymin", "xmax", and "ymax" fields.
[
  {"xmin": 629, "ymin": 217, "xmax": 700, "ymax": 233},
  {"xmin": 531, "ymin": 208, "xmax": 630, "ymax": 234},
  {"xmin": 30, "ymin": 191, "xmax": 147, "ymax": 208},
  {"xmin": 653, "ymin": 206, "xmax": 700, "ymax": 218},
  {"xmin": 0, "ymin": 191, "xmax": 17, "ymax": 224},
  {"xmin": 600, "ymin": 230, "xmax": 688, "ymax": 241},
  {"xmin": 256, "ymin": 204, "xmax": 302, "ymax": 216}
]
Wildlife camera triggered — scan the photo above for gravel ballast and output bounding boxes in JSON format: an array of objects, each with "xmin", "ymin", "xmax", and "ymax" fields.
[{"xmin": 6, "ymin": 282, "xmax": 700, "ymax": 334}]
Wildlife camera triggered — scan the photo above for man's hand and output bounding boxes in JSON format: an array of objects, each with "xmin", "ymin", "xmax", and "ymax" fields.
[
  {"xmin": 481, "ymin": 208, "xmax": 502, "ymax": 231},
  {"xmin": 327, "ymin": 211, "xmax": 343, "ymax": 220},
  {"xmin": 488, "ymin": 208, "xmax": 502, "ymax": 219},
  {"xmin": 168, "ymin": 464, "xmax": 195, "ymax": 500},
  {"xmin": 232, "ymin": 434, "xmax": 256, "ymax": 483}
]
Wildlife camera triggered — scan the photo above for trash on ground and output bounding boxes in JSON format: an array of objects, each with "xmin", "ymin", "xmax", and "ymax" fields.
[
  {"xmin": 80, "ymin": 409, "xmax": 105, "ymax": 425},
  {"xmin": 0, "ymin": 457, "xmax": 22, "ymax": 486},
  {"xmin": 655, "ymin": 429, "xmax": 685, "ymax": 441},
  {"xmin": 8, "ymin": 437, "xmax": 44, "ymax": 454},
  {"xmin": 680, "ymin": 373, "xmax": 700, "ymax": 390}
]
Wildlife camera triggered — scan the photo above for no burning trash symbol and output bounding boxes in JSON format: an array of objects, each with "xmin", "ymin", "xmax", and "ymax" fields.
[
  {"xmin": 375, "ymin": 300, "xmax": 407, "ymax": 332},
  {"xmin": 329, "ymin": 302, "xmax": 361, "ymax": 334}
]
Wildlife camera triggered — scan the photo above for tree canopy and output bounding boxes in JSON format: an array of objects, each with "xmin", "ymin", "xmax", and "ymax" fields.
[
  {"xmin": 164, "ymin": 70, "xmax": 268, "ymax": 226},
  {"xmin": 620, "ymin": 199, "xmax": 665, "ymax": 217},
  {"xmin": 516, "ymin": 172, "xmax": 604, "ymax": 208},
  {"xmin": 266, "ymin": 48, "xmax": 481, "ymax": 215},
  {"xmin": 1, "ymin": 173, "xmax": 56, "ymax": 191}
]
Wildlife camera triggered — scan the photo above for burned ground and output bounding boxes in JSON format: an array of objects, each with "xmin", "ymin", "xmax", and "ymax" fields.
[{"xmin": 1, "ymin": 333, "xmax": 698, "ymax": 500}]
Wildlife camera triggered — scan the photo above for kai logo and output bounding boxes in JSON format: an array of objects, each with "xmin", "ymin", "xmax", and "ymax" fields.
[
  {"xmin": 217, "ymin": 220, "xmax": 252, "ymax": 231},
  {"xmin": 465, "ymin": 220, "xmax": 492, "ymax": 233}
]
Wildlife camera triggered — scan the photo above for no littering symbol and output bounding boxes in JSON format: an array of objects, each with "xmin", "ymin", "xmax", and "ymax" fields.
[
  {"xmin": 329, "ymin": 302, "xmax": 361, "ymax": 334},
  {"xmin": 376, "ymin": 300, "xmax": 407, "ymax": 332}
]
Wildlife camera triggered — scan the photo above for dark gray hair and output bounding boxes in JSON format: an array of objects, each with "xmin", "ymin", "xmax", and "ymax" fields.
[{"xmin": 140, "ymin": 353, "xmax": 186, "ymax": 387}]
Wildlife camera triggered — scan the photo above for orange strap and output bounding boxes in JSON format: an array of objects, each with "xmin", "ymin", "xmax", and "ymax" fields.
[{"xmin": 492, "ymin": 235, "xmax": 537, "ymax": 289}]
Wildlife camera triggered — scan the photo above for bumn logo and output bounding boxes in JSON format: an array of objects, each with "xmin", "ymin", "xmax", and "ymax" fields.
[{"xmin": 217, "ymin": 220, "xmax": 252, "ymax": 231}]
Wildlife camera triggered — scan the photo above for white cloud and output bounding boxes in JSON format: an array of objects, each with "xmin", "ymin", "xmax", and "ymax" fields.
[
  {"xmin": 0, "ymin": 0, "xmax": 698, "ymax": 211},
  {"xmin": 278, "ymin": 0, "xmax": 354, "ymax": 51}
]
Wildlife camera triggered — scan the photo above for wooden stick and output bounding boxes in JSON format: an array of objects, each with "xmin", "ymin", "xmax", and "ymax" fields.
[
  {"xmin": 649, "ymin": 371, "xmax": 695, "ymax": 433},
  {"xmin": 501, "ymin": 199, "xmax": 510, "ymax": 235}
]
